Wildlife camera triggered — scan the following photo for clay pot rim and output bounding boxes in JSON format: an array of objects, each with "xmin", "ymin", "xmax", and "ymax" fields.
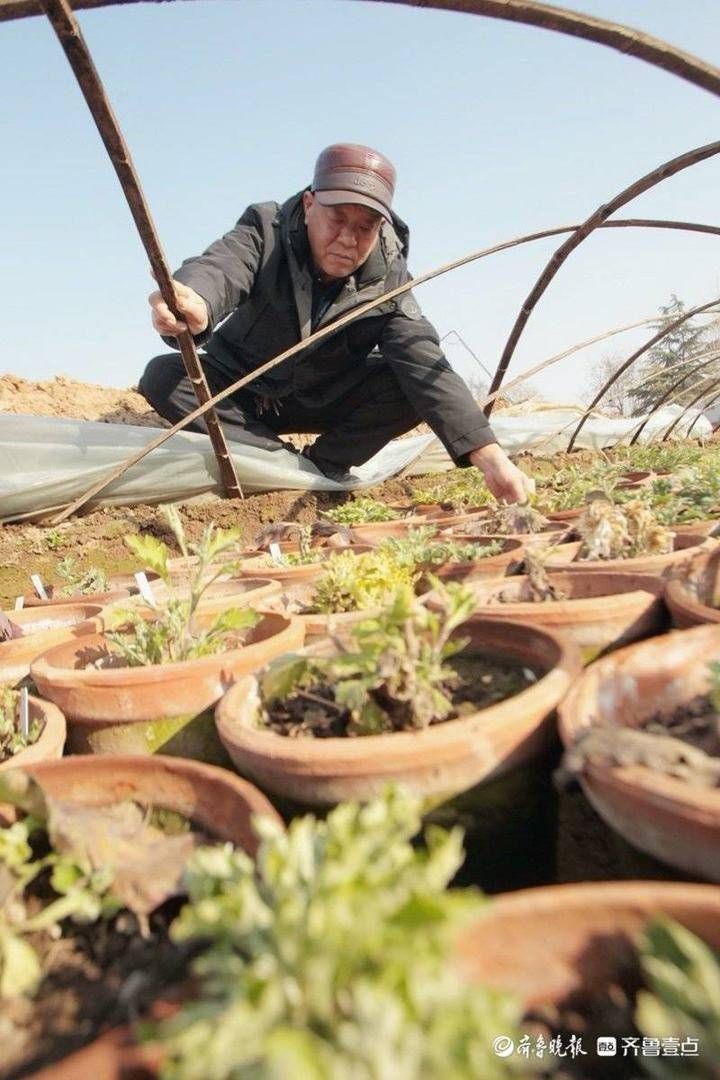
[
  {"xmin": 29, "ymin": 611, "xmax": 298, "ymax": 689},
  {"xmin": 467, "ymin": 878, "xmax": 720, "ymax": 922},
  {"xmin": 458, "ymin": 880, "xmax": 720, "ymax": 1010},
  {"xmin": 26, "ymin": 753, "xmax": 282, "ymax": 836},
  {"xmin": 0, "ymin": 694, "xmax": 66, "ymax": 771},
  {"xmin": 238, "ymin": 545, "xmax": 373, "ymax": 575},
  {"xmin": 3, "ymin": 602, "xmax": 105, "ymax": 628},
  {"xmin": 433, "ymin": 571, "xmax": 665, "ymax": 615},
  {"xmin": 546, "ymin": 532, "xmax": 715, "ymax": 571},
  {"xmin": 558, "ymin": 623, "xmax": 720, "ymax": 812},
  {"xmin": 665, "ymin": 577, "xmax": 720, "ymax": 625},
  {"xmin": 216, "ymin": 616, "xmax": 580, "ymax": 764}
]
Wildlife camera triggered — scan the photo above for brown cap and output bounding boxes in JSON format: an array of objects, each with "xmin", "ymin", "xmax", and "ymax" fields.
[{"xmin": 311, "ymin": 143, "xmax": 396, "ymax": 223}]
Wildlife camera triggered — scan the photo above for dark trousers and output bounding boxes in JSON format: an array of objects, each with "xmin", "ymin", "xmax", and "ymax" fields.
[{"xmin": 138, "ymin": 353, "xmax": 419, "ymax": 473}]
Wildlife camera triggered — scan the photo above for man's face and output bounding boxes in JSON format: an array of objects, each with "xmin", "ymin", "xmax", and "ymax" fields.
[{"xmin": 303, "ymin": 192, "xmax": 382, "ymax": 280}]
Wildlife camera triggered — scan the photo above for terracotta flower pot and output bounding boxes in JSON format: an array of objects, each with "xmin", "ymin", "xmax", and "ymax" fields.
[
  {"xmin": 427, "ymin": 571, "xmax": 667, "ymax": 663},
  {"xmin": 24, "ymin": 754, "xmax": 280, "ymax": 853},
  {"xmin": 30, "ymin": 612, "xmax": 304, "ymax": 758},
  {"xmin": 419, "ymin": 535, "xmax": 525, "ymax": 582},
  {"xmin": 665, "ymin": 547, "xmax": 720, "ymax": 629},
  {"xmin": 215, "ymin": 616, "xmax": 581, "ymax": 809},
  {"xmin": 0, "ymin": 604, "xmax": 104, "ymax": 686},
  {"xmin": 0, "ymin": 695, "xmax": 66, "ymax": 771},
  {"xmin": 458, "ymin": 880, "xmax": 720, "ymax": 1009},
  {"xmin": 672, "ymin": 518, "xmax": 719, "ymax": 538},
  {"xmin": 440, "ymin": 519, "xmax": 570, "ymax": 547},
  {"xmin": 558, "ymin": 624, "xmax": 720, "ymax": 881},
  {"xmin": 142, "ymin": 575, "xmax": 283, "ymax": 617},
  {"xmin": 22, "ymin": 572, "xmax": 162, "ymax": 610},
  {"xmin": 544, "ymin": 507, "xmax": 583, "ymax": 523},
  {"xmin": 544, "ymin": 532, "xmax": 715, "ymax": 578},
  {"xmin": 260, "ymin": 580, "xmax": 381, "ymax": 641},
  {"xmin": 346, "ymin": 511, "xmax": 487, "ymax": 544},
  {"xmin": 236, "ymin": 544, "xmax": 373, "ymax": 585}
]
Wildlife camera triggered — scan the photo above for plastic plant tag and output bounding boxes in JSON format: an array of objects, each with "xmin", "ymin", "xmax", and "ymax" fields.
[
  {"xmin": 134, "ymin": 571, "xmax": 157, "ymax": 608},
  {"xmin": 30, "ymin": 575, "xmax": 48, "ymax": 600},
  {"xmin": 18, "ymin": 687, "xmax": 29, "ymax": 741},
  {"xmin": 269, "ymin": 542, "xmax": 284, "ymax": 565},
  {"xmin": 14, "ymin": 597, "xmax": 24, "ymax": 611}
]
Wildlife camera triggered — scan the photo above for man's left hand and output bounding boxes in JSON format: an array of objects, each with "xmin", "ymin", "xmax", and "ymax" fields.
[{"xmin": 468, "ymin": 443, "xmax": 535, "ymax": 504}]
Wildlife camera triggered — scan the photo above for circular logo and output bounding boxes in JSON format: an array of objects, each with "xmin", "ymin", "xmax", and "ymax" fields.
[{"xmin": 493, "ymin": 1036, "xmax": 515, "ymax": 1058}]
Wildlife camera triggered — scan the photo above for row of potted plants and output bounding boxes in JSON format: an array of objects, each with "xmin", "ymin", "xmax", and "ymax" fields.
[{"xmin": 0, "ymin": 454, "xmax": 718, "ymax": 1076}]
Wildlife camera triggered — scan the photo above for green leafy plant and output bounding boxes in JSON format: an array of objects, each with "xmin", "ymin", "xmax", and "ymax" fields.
[
  {"xmin": 636, "ymin": 917, "xmax": 720, "ymax": 1078},
  {"xmin": 106, "ymin": 506, "xmax": 260, "ymax": 666},
  {"xmin": 309, "ymin": 548, "xmax": 418, "ymax": 614},
  {"xmin": 44, "ymin": 529, "xmax": 65, "ymax": 552},
  {"xmin": 54, "ymin": 555, "xmax": 110, "ymax": 598},
  {"xmin": 382, "ymin": 527, "xmax": 503, "ymax": 569},
  {"xmin": 153, "ymin": 789, "xmax": 524, "ymax": 1080},
  {"xmin": 412, "ymin": 469, "xmax": 491, "ymax": 511},
  {"xmin": 0, "ymin": 689, "xmax": 40, "ymax": 763},
  {"xmin": 261, "ymin": 582, "xmax": 476, "ymax": 735},
  {"xmin": 323, "ymin": 497, "xmax": 401, "ymax": 525}
]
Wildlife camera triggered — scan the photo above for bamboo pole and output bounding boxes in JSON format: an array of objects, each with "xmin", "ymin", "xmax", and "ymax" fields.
[
  {"xmin": 687, "ymin": 388, "xmax": 720, "ymax": 438},
  {"xmin": 660, "ymin": 375, "xmax": 720, "ymax": 442},
  {"xmin": 48, "ymin": 217, "xmax": 717, "ymax": 522},
  {"xmin": 40, "ymin": 0, "xmax": 243, "ymax": 500},
  {"xmin": 629, "ymin": 348, "xmax": 720, "ymax": 445},
  {"xmin": 484, "ymin": 141, "xmax": 720, "ymax": 414},
  {"xmin": 3, "ymin": 0, "xmax": 720, "ymax": 102},
  {"xmin": 566, "ymin": 297, "xmax": 720, "ymax": 452}
]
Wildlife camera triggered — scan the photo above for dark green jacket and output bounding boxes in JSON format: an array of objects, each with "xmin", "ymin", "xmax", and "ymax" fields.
[{"xmin": 171, "ymin": 191, "xmax": 496, "ymax": 462}]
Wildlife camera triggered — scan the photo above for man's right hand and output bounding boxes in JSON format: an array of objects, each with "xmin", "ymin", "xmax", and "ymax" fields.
[{"xmin": 149, "ymin": 279, "xmax": 209, "ymax": 337}]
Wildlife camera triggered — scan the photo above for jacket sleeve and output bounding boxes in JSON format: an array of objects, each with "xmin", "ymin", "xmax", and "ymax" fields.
[
  {"xmin": 161, "ymin": 205, "xmax": 265, "ymax": 349},
  {"xmin": 379, "ymin": 291, "xmax": 497, "ymax": 465}
]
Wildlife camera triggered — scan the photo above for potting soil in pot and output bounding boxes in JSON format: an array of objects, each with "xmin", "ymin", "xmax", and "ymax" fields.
[
  {"xmin": 562, "ymin": 692, "xmax": 720, "ymax": 790},
  {"xmin": 0, "ymin": 784, "xmax": 217, "ymax": 1078},
  {"xmin": 264, "ymin": 652, "xmax": 536, "ymax": 739}
]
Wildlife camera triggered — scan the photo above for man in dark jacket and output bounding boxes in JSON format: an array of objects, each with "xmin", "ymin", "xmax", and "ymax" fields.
[{"xmin": 140, "ymin": 144, "xmax": 532, "ymax": 500}]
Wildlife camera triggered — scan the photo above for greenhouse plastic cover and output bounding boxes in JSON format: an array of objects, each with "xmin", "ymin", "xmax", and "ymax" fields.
[{"xmin": 0, "ymin": 405, "xmax": 711, "ymax": 522}]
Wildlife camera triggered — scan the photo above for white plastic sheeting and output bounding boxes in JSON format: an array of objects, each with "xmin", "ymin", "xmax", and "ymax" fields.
[{"xmin": 0, "ymin": 405, "xmax": 711, "ymax": 522}]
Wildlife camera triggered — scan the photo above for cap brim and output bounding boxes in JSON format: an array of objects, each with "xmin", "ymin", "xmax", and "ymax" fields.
[{"xmin": 313, "ymin": 189, "xmax": 392, "ymax": 224}]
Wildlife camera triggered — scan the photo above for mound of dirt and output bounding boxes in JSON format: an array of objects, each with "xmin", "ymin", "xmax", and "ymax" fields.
[{"xmin": 0, "ymin": 374, "xmax": 168, "ymax": 427}]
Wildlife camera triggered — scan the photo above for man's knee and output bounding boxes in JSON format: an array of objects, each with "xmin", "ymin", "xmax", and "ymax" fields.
[{"xmin": 137, "ymin": 353, "xmax": 181, "ymax": 410}]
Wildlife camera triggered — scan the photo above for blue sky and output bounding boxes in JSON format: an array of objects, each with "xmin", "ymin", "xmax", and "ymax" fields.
[{"xmin": 2, "ymin": 0, "xmax": 718, "ymax": 404}]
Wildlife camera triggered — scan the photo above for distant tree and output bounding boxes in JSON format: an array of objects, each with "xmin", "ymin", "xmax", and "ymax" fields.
[
  {"xmin": 629, "ymin": 295, "xmax": 720, "ymax": 416},
  {"xmin": 583, "ymin": 352, "xmax": 637, "ymax": 417}
]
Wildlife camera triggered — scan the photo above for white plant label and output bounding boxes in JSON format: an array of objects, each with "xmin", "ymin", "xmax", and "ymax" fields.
[
  {"xmin": 31, "ymin": 574, "xmax": 48, "ymax": 600},
  {"xmin": 14, "ymin": 596, "xmax": 24, "ymax": 611},
  {"xmin": 134, "ymin": 571, "xmax": 157, "ymax": 608},
  {"xmin": 269, "ymin": 542, "xmax": 284, "ymax": 565},
  {"xmin": 19, "ymin": 687, "xmax": 30, "ymax": 740}
]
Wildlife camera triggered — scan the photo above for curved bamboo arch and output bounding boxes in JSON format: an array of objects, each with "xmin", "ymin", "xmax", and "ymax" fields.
[
  {"xmin": 483, "ymin": 140, "xmax": 720, "ymax": 414},
  {"xmin": 660, "ymin": 374, "xmax": 720, "ymax": 441},
  {"xmin": 629, "ymin": 347, "xmax": 720, "ymax": 445},
  {"xmin": 566, "ymin": 296, "xmax": 720, "ymax": 452},
  {"xmin": 687, "ymin": 388, "xmax": 720, "ymax": 438},
  {"xmin": 52, "ymin": 227, "xmax": 720, "ymax": 522},
  {"xmin": 2, "ymin": 0, "xmax": 720, "ymax": 101}
]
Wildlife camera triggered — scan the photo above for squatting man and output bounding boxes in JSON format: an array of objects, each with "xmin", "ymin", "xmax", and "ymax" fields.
[{"xmin": 141, "ymin": 143, "xmax": 534, "ymax": 501}]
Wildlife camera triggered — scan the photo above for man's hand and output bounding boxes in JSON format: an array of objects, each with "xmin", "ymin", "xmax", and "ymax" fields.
[
  {"xmin": 468, "ymin": 443, "xmax": 536, "ymax": 504},
  {"xmin": 148, "ymin": 278, "xmax": 209, "ymax": 337}
]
